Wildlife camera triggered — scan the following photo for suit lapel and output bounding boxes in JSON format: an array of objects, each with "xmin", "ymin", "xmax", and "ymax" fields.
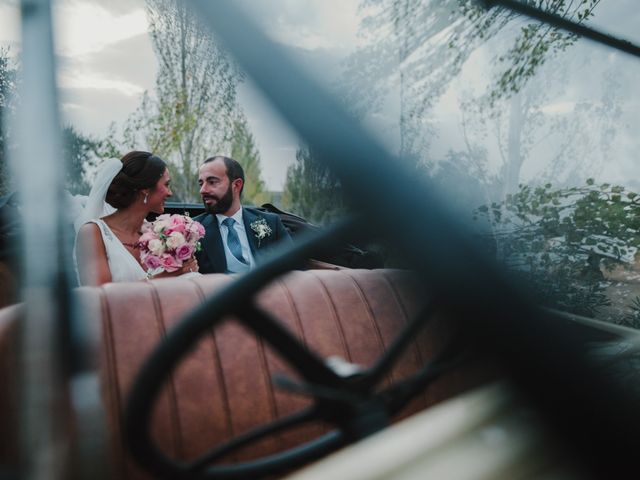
[{"xmin": 201, "ymin": 214, "xmax": 227, "ymax": 272}]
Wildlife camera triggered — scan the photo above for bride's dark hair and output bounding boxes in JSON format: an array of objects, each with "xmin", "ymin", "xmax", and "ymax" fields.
[{"xmin": 106, "ymin": 151, "xmax": 167, "ymax": 209}]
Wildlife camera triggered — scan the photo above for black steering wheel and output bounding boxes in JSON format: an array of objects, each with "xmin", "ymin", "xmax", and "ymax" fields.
[
  {"xmin": 125, "ymin": 1, "xmax": 640, "ymax": 479},
  {"xmin": 125, "ymin": 218, "xmax": 464, "ymax": 479}
]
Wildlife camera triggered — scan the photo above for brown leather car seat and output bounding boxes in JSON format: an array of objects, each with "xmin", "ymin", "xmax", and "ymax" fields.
[
  {"xmin": 0, "ymin": 269, "xmax": 491, "ymax": 478},
  {"xmin": 80, "ymin": 269, "xmax": 493, "ymax": 479}
]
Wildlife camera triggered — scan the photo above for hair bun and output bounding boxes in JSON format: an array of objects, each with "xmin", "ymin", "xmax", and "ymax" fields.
[{"xmin": 105, "ymin": 152, "xmax": 166, "ymax": 209}]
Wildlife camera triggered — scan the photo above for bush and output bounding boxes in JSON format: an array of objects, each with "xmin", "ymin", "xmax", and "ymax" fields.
[{"xmin": 476, "ymin": 180, "xmax": 640, "ymax": 321}]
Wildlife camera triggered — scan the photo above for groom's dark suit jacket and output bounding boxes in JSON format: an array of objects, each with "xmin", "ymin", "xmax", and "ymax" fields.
[{"xmin": 194, "ymin": 206, "xmax": 292, "ymax": 274}]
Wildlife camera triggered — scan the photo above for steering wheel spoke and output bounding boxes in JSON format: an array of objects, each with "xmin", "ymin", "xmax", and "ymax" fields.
[{"xmin": 238, "ymin": 303, "xmax": 345, "ymax": 388}]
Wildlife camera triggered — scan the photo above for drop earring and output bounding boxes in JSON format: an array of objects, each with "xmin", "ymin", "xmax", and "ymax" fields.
[{"xmin": 143, "ymin": 193, "xmax": 148, "ymax": 204}]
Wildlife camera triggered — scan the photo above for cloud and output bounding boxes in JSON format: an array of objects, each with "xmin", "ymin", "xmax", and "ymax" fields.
[
  {"xmin": 237, "ymin": 0, "xmax": 360, "ymax": 52},
  {"xmin": 59, "ymin": 32, "xmax": 156, "ymax": 92},
  {"xmin": 80, "ymin": 0, "xmax": 142, "ymax": 16},
  {"xmin": 59, "ymin": 72, "xmax": 144, "ymax": 96},
  {"xmin": 58, "ymin": 84, "xmax": 141, "ymax": 135},
  {"xmin": 272, "ymin": 25, "xmax": 338, "ymax": 51},
  {"xmin": 2, "ymin": 0, "xmax": 365, "ymax": 190},
  {"xmin": 53, "ymin": 1, "xmax": 148, "ymax": 57},
  {"xmin": 0, "ymin": 2, "xmax": 20, "ymax": 49},
  {"xmin": 53, "ymin": 30, "xmax": 156, "ymax": 138}
]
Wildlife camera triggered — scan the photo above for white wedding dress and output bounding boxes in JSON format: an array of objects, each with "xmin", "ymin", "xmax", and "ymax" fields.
[
  {"xmin": 88, "ymin": 219, "xmax": 147, "ymax": 282},
  {"xmin": 73, "ymin": 158, "xmax": 148, "ymax": 284}
]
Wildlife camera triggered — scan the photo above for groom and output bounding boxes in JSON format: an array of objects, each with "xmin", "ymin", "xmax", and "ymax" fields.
[{"xmin": 194, "ymin": 155, "xmax": 292, "ymax": 274}]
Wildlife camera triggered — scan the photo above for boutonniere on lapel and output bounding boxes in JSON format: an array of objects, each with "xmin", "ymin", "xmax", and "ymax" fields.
[{"xmin": 250, "ymin": 218, "xmax": 272, "ymax": 246}]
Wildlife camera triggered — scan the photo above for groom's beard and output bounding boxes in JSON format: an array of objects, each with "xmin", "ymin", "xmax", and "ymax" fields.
[{"xmin": 203, "ymin": 185, "xmax": 233, "ymax": 215}]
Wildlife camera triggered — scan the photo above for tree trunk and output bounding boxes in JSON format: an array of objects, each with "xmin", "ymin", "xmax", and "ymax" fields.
[{"xmin": 503, "ymin": 91, "xmax": 524, "ymax": 198}]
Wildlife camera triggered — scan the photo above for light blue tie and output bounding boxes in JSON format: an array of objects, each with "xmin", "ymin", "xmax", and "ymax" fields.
[{"xmin": 222, "ymin": 218, "xmax": 247, "ymax": 264}]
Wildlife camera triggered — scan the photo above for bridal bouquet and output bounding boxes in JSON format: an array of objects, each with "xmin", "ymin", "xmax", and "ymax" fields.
[{"xmin": 137, "ymin": 214, "xmax": 205, "ymax": 276}]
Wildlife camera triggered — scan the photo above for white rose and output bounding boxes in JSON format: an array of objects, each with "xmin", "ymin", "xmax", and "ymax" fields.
[
  {"xmin": 153, "ymin": 220, "xmax": 169, "ymax": 233},
  {"xmin": 140, "ymin": 220, "xmax": 153, "ymax": 234},
  {"xmin": 166, "ymin": 232, "xmax": 186, "ymax": 250},
  {"xmin": 148, "ymin": 238, "xmax": 165, "ymax": 255}
]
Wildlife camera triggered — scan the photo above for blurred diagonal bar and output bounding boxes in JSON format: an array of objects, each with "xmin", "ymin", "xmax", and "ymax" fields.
[
  {"xmin": 187, "ymin": 1, "xmax": 640, "ymax": 476},
  {"xmin": 482, "ymin": 0, "xmax": 640, "ymax": 58},
  {"xmin": 12, "ymin": 0, "xmax": 68, "ymax": 478},
  {"xmin": 188, "ymin": 0, "xmax": 486, "ymax": 287}
]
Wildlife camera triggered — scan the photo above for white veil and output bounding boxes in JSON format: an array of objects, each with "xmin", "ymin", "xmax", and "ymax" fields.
[{"xmin": 73, "ymin": 157, "xmax": 122, "ymax": 233}]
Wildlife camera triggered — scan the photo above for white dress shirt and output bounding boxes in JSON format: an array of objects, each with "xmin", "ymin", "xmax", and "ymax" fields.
[{"xmin": 216, "ymin": 207, "xmax": 255, "ymax": 272}]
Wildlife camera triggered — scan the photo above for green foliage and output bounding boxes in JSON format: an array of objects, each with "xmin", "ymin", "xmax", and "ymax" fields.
[
  {"xmin": 0, "ymin": 50, "xmax": 102, "ymax": 198},
  {"xmin": 620, "ymin": 296, "xmax": 640, "ymax": 330},
  {"xmin": 95, "ymin": 123, "xmax": 124, "ymax": 160},
  {"xmin": 120, "ymin": 0, "xmax": 243, "ymax": 202},
  {"xmin": 283, "ymin": 147, "xmax": 346, "ymax": 225},
  {"xmin": 0, "ymin": 49, "xmax": 18, "ymax": 197},
  {"xmin": 486, "ymin": 0, "xmax": 601, "ymax": 105},
  {"xmin": 477, "ymin": 180, "xmax": 640, "ymax": 317},
  {"xmin": 63, "ymin": 126, "xmax": 102, "ymax": 195},
  {"xmin": 230, "ymin": 115, "xmax": 271, "ymax": 206},
  {"xmin": 345, "ymin": 0, "xmax": 600, "ymax": 156}
]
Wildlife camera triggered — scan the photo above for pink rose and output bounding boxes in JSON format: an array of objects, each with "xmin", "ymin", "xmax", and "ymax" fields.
[
  {"xmin": 166, "ymin": 216, "xmax": 187, "ymax": 235},
  {"xmin": 142, "ymin": 253, "xmax": 162, "ymax": 270},
  {"xmin": 175, "ymin": 243, "xmax": 194, "ymax": 261},
  {"xmin": 160, "ymin": 253, "xmax": 181, "ymax": 272},
  {"xmin": 171, "ymin": 215, "xmax": 187, "ymax": 224},
  {"xmin": 184, "ymin": 221, "xmax": 205, "ymax": 242},
  {"xmin": 193, "ymin": 221, "xmax": 205, "ymax": 237},
  {"xmin": 165, "ymin": 226, "xmax": 185, "ymax": 236}
]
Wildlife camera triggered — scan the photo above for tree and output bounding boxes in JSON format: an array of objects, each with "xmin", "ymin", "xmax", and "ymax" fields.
[
  {"xmin": 541, "ymin": 68, "xmax": 624, "ymax": 185},
  {"xmin": 471, "ymin": 48, "xmax": 621, "ymax": 195},
  {"xmin": 343, "ymin": 0, "xmax": 601, "ymax": 158},
  {"xmin": 0, "ymin": 51, "xmax": 100, "ymax": 198},
  {"xmin": 229, "ymin": 115, "xmax": 271, "ymax": 206},
  {"xmin": 121, "ymin": 0, "xmax": 243, "ymax": 201},
  {"xmin": 63, "ymin": 125, "xmax": 102, "ymax": 196},
  {"xmin": 425, "ymin": 148, "xmax": 495, "ymax": 222},
  {"xmin": 443, "ymin": 49, "xmax": 624, "ymax": 264},
  {"xmin": 476, "ymin": 180, "xmax": 640, "ymax": 319},
  {"xmin": 283, "ymin": 147, "xmax": 346, "ymax": 225},
  {"xmin": 0, "ymin": 49, "xmax": 18, "ymax": 197}
]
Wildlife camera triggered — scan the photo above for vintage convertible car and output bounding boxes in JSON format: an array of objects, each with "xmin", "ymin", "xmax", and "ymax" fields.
[
  {"xmin": 2, "ymin": 193, "xmax": 637, "ymax": 479},
  {"xmin": 1, "ymin": 1, "xmax": 639, "ymax": 479}
]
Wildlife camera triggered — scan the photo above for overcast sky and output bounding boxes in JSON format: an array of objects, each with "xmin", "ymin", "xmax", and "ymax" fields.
[
  {"xmin": 1, "ymin": 0, "xmax": 638, "ymax": 192},
  {"xmin": 0, "ymin": 0, "xmax": 362, "ymax": 190}
]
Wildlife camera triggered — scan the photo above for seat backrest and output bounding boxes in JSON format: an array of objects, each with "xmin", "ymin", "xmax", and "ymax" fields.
[
  {"xmin": 0, "ymin": 269, "xmax": 492, "ymax": 478},
  {"xmin": 75, "ymin": 269, "xmax": 494, "ymax": 479}
]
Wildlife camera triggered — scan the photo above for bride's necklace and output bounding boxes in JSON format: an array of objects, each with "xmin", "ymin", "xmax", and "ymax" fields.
[{"xmin": 106, "ymin": 221, "xmax": 141, "ymax": 249}]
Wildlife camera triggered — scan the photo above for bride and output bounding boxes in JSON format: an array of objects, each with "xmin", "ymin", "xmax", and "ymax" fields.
[{"xmin": 75, "ymin": 151, "xmax": 198, "ymax": 286}]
